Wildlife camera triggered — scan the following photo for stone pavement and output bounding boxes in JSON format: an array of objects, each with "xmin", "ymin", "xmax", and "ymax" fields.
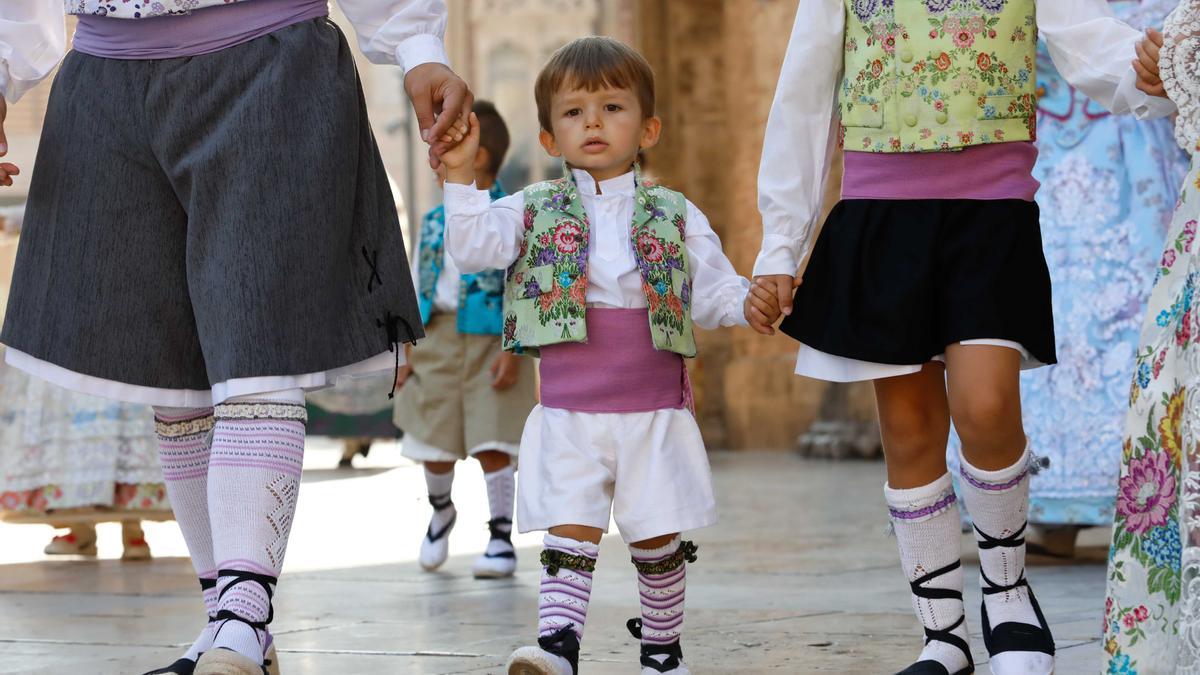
[{"xmin": 0, "ymin": 443, "xmax": 1109, "ymax": 674}]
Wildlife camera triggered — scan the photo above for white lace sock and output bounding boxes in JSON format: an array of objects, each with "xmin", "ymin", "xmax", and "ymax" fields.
[
  {"xmin": 425, "ymin": 465, "xmax": 457, "ymax": 536},
  {"xmin": 885, "ymin": 474, "xmax": 972, "ymax": 674},
  {"xmin": 958, "ymin": 446, "xmax": 1039, "ymax": 628},
  {"xmin": 153, "ymin": 406, "xmax": 219, "ymax": 662},
  {"xmin": 208, "ymin": 390, "xmax": 307, "ymax": 664},
  {"xmin": 483, "ymin": 464, "xmax": 515, "ymax": 558}
]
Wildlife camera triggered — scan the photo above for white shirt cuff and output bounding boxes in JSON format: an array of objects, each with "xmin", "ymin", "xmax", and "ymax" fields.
[
  {"xmin": 752, "ymin": 235, "xmax": 802, "ymax": 278},
  {"xmin": 443, "ymin": 181, "xmax": 489, "ymax": 207},
  {"xmin": 396, "ymin": 33, "xmax": 449, "ymax": 73},
  {"xmin": 724, "ymin": 281, "xmax": 751, "ymax": 327},
  {"xmin": 1106, "ymin": 65, "xmax": 1175, "ymax": 120}
]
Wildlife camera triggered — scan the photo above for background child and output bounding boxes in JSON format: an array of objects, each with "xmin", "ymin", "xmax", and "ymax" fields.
[
  {"xmin": 395, "ymin": 100, "xmax": 537, "ymax": 579},
  {"xmin": 441, "ymin": 37, "xmax": 751, "ymax": 675}
]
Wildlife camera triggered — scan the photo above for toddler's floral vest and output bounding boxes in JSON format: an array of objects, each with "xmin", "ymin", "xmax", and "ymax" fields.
[
  {"xmin": 502, "ymin": 165, "xmax": 696, "ymax": 358},
  {"xmin": 842, "ymin": 0, "xmax": 1038, "ymax": 152},
  {"xmin": 66, "ymin": 0, "xmax": 250, "ymax": 19}
]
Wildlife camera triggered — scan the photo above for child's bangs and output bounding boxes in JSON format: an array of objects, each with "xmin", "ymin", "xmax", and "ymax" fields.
[{"xmin": 558, "ymin": 58, "xmax": 640, "ymax": 96}]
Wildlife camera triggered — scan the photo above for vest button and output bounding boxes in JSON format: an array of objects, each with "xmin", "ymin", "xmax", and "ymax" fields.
[
  {"xmin": 900, "ymin": 50, "xmax": 914, "ymax": 63},
  {"xmin": 936, "ymin": 111, "xmax": 949, "ymax": 125},
  {"xmin": 904, "ymin": 114, "xmax": 918, "ymax": 127}
]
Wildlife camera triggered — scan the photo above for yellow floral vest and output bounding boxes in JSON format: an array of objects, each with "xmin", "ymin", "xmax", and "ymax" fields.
[{"xmin": 841, "ymin": 0, "xmax": 1038, "ymax": 153}]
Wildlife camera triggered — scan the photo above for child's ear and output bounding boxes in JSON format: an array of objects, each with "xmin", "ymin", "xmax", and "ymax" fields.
[
  {"xmin": 473, "ymin": 147, "xmax": 491, "ymax": 173},
  {"xmin": 639, "ymin": 116, "xmax": 662, "ymax": 152},
  {"xmin": 539, "ymin": 129, "xmax": 562, "ymax": 158}
]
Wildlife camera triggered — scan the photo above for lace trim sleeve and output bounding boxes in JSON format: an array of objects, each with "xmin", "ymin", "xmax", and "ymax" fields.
[{"xmin": 1161, "ymin": 0, "xmax": 1200, "ymax": 152}]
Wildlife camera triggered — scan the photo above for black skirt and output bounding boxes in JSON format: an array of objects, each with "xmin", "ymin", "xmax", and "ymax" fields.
[{"xmin": 780, "ymin": 199, "xmax": 1056, "ymax": 366}]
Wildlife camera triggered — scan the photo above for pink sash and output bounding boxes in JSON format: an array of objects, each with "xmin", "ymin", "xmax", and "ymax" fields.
[{"xmin": 539, "ymin": 309, "xmax": 689, "ymax": 414}]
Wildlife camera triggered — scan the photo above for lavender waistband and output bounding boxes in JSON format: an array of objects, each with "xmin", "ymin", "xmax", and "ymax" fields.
[
  {"xmin": 73, "ymin": 0, "xmax": 329, "ymax": 60},
  {"xmin": 841, "ymin": 142, "xmax": 1041, "ymax": 202},
  {"xmin": 539, "ymin": 308, "xmax": 686, "ymax": 414}
]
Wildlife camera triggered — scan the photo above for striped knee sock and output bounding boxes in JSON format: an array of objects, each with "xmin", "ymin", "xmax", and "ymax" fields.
[
  {"xmin": 630, "ymin": 537, "xmax": 690, "ymax": 647},
  {"xmin": 208, "ymin": 392, "xmax": 307, "ymax": 664},
  {"xmin": 538, "ymin": 534, "xmax": 600, "ymax": 643}
]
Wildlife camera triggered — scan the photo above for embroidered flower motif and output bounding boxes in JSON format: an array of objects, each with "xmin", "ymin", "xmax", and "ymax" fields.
[
  {"xmin": 882, "ymin": 32, "xmax": 897, "ymax": 55},
  {"xmin": 638, "ymin": 231, "xmax": 666, "ymax": 263},
  {"xmin": 851, "ymin": 0, "xmax": 879, "ymax": 22},
  {"xmin": 953, "ymin": 28, "xmax": 976, "ymax": 49},
  {"xmin": 1107, "ymin": 654, "xmax": 1134, "ymax": 675},
  {"xmin": 552, "ymin": 221, "xmax": 582, "ymax": 254},
  {"xmin": 935, "ymin": 52, "xmax": 953, "ymax": 71},
  {"xmin": 1160, "ymin": 388, "xmax": 1185, "ymax": 466},
  {"xmin": 1153, "ymin": 348, "xmax": 1168, "ymax": 378},
  {"xmin": 924, "ymin": 0, "xmax": 953, "ymax": 13},
  {"xmin": 1116, "ymin": 450, "xmax": 1176, "ymax": 535},
  {"xmin": 977, "ymin": 52, "xmax": 992, "ymax": 71},
  {"xmin": 1163, "ymin": 248, "xmax": 1178, "ymax": 268},
  {"xmin": 1143, "ymin": 527, "xmax": 1182, "ymax": 569}
]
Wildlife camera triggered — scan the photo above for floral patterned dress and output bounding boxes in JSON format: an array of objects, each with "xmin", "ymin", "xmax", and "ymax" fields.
[
  {"xmin": 1104, "ymin": 2, "xmax": 1200, "ymax": 671},
  {"xmin": 0, "ymin": 221, "xmax": 168, "ymax": 522}
]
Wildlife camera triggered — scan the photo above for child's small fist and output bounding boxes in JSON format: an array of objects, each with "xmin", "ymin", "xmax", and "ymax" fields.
[{"xmin": 439, "ymin": 112, "xmax": 482, "ymax": 185}]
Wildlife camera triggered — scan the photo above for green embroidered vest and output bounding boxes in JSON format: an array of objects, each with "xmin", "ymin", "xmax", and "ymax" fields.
[
  {"xmin": 502, "ymin": 165, "xmax": 696, "ymax": 358},
  {"xmin": 841, "ymin": 0, "xmax": 1038, "ymax": 153}
]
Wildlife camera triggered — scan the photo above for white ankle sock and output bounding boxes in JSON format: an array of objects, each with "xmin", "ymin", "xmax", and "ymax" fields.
[
  {"xmin": 958, "ymin": 446, "xmax": 1040, "ymax": 629},
  {"xmin": 154, "ymin": 406, "xmax": 218, "ymax": 662},
  {"xmin": 885, "ymin": 474, "xmax": 972, "ymax": 674},
  {"xmin": 483, "ymin": 464, "xmax": 515, "ymax": 557},
  {"xmin": 208, "ymin": 391, "xmax": 307, "ymax": 664}
]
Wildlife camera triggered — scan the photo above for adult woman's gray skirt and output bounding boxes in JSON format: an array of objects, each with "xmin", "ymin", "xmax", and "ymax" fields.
[{"xmin": 1, "ymin": 18, "xmax": 423, "ymax": 408}]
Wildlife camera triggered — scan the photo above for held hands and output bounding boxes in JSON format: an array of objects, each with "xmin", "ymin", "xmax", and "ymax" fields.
[
  {"xmin": 0, "ymin": 99, "xmax": 19, "ymax": 188},
  {"xmin": 745, "ymin": 275, "xmax": 798, "ymax": 336},
  {"xmin": 440, "ymin": 112, "xmax": 481, "ymax": 186},
  {"xmin": 1134, "ymin": 28, "xmax": 1167, "ymax": 98},
  {"xmin": 403, "ymin": 62, "xmax": 474, "ymax": 169},
  {"xmin": 490, "ymin": 350, "xmax": 521, "ymax": 391}
]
